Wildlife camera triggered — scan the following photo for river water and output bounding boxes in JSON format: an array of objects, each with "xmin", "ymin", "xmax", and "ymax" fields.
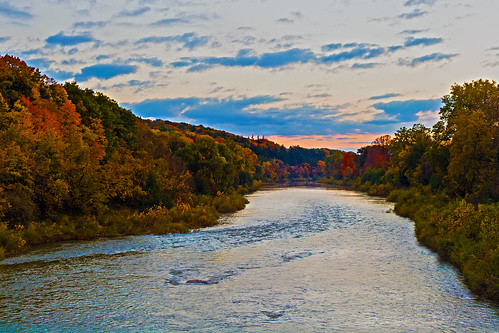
[{"xmin": 0, "ymin": 187, "xmax": 498, "ymax": 332}]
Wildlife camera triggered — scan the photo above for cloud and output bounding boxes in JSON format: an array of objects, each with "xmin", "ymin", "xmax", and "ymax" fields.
[
  {"xmin": 61, "ymin": 59, "xmax": 82, "ymax": 65},
  {"xmin": 0, "ymin": 36, "xmax": 10, "ymax": 43},
  {"xmin": 46, "ymin": 32, "xmax": 96, "ymax": 46},
  {"xmin": 151, "ymin": 17, "xmax": 190, "ymax": 26},
  {"xmin": 404, "ymin": 37, "xmax": 443, "ymax": 47},
  {"xmin": 73, "ymin": 21, "xmax": 107, "ymax": 29},
  {"xmin": 45, "ymin": 69, "xmax": 74, "ymax": 82},
  {"xmin": 173, "ymin": 48, "xmax": 316, "ymax": 72},
  {"xmin": 19, "ymin": 48, "xmax": 44, "ymax": 57},
  {"xmin": 400, "ymin": 29, "xmax": 427, "ymax": 34},
  {"xmin": 405, "ymin": 53, "xmax": 458, "ymax": 66},
  {"xmin": 369, "ymin": 93, "xmax": 402, "ymax": 100},
  {"xmin": 371, "ymin": 99, "xmax": 442, "ymax": 123},
  {"xmin": 258, "ymin": 48, "xmax": 315, "ymax": 67},
  {"xmin": 276, "ymin": 18, "xmax": 294, "ymax": 24},
  {"xmin": 276, "ymin": 11, "xmax": 303, "ymax": 24},
  {"xmin": 118, "ymin": 7, "xmax": 150, "ymax": 17},
  {"xmin": 75, "ymin": 64, "xmax": 138, "ymax": 81},
  {"xmin": 321, "ymin": 43, "xmax": 343, "ymax": 52},
  {"xmin": 127, "ymin": 57, "xmax": 163, "ymax": 67},
  {"xmin": 0, "ymin": 2, "xmax": 32, "ymax": 19},
  {"xmin": 24, "ymin": 58, "xmax": 53, "ymax": 69},
  {"xmin": 136, "ymin": 32, "xmax": 210, "ymax": 50},
  {"xmin": 320, "ymin": 46, "xmax": 386, "ymax": 63},
  {"xmin": 106, "ymin": 79, "xmax": 159, "ymax": 92},
  {"xmin": 404, "ymin": 0, "xmax": 436, "ymax": 6},
  {"xmin": 96, "ymin": 55, "xmax": 112, "ymax": 61},
  {"xmin": 398, "ymin": 9, "xmax": 427, "ymax": 19},
  {"xmin": 171, "ymin": 43, "xmax": 399, "ymax": 72},
  {"xmin": 351, "ymin": 63, "xmax": 378, "ymax": 69}
]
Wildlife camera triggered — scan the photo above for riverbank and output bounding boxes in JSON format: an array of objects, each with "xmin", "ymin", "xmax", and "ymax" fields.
[{"xmin": 0, "ymin": 191, "xmax": 250, "ymax": 259}]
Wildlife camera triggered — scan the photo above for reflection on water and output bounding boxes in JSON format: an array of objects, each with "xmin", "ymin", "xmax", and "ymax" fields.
[{"xmin": 0, "ymin": 188, "xmax": 498, "ymax": 332}]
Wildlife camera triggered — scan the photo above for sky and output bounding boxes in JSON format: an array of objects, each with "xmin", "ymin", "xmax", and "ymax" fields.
[{"xmin": 1, "ymin": 0, "xmax": 498, "ymax": 150}]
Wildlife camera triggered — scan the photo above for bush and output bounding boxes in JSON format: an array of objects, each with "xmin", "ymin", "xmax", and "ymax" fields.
[
  {"xmin": 212, "ymin": 192, "xmax": 249, "ymax": 213},
  {"xmin": 0, "ymin": 222, "xmax": 26, "ymax": 253}
]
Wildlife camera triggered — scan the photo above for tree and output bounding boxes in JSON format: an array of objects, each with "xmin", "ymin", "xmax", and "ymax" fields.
[
  {"xmin": 390, "ymin": 124, "xmax": 432, "ymax": 186},
  {"xmin": 325, "ymin": 150, "xmax": 344, "ymax": 179},
  {"xmin": 440, "ymin": 80, "xmax": 499, "ymax": 202},
  {"xmin": 447, "ymin": 110, "xmax": 496, "ymax": 203},
  {"xmin": 341, "ymin": 152, "xmax": 356, "ymax": 179}
]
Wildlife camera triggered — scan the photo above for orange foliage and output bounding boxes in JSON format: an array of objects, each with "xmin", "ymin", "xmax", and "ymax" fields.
[{"xmin": 21, "ymin": 96, "xmax": 61, "ymax": 135}]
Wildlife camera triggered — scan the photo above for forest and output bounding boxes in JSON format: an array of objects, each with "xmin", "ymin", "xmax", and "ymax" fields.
[{"xmin": 0, "ymin": 55, "xmax": 497, "ymax": 302}]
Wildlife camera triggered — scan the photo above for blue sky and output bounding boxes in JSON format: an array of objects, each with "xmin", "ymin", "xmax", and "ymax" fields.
[{"xmin": 1, "ymin": 0, "xmax": 498, "ymax": 149}]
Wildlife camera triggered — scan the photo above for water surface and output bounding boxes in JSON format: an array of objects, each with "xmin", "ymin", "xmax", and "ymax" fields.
[{"xmin": 1, "ymin": 187, "xmax": 498, "ymax": 332}]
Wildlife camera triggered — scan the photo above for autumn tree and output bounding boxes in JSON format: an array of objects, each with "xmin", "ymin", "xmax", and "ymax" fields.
[{"xmin": 440, "ymin": 80, "xmax": 499, "ymax": 202}]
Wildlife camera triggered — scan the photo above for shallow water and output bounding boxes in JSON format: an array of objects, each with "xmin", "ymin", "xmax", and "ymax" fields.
[{"xmin": 1, "ymin": 187, "xmax": 498, "ymax": 332}]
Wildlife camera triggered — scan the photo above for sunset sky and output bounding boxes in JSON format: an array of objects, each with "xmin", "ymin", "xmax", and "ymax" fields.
[{"xmin": 1, "ymin": 0, "xmax": 498, "ymax": 149}]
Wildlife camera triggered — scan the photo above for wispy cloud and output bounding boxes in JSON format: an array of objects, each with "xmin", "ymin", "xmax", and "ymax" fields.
[
  {"xmin": 106, "ymin": 79, "xmax": 159, "ymax": 92},
  {"xmin": 136, "ymin": 32, "xmax": 210, "ymax": 50},
  {"xmin": 320, "ymin": 45, "xmax": 386, "ymax": 63},
  {"xmin": 46, "ymin": 32, "xmax": 96, "ymax": 46},
  {"xmin": 404, "ymin": 36, "xmax": 442, "ymax": 47},
  {"xmin": 173, "ymin": 48, "xmax": 316, "ymax": 72},
  {"xmin": 0, "ymin": 36, "xmax": 10, "ymax": 43},
  {"xmin": 403, "ymin": 53, "xmax": 458, "ymax": 66},
  {"xmin": 24, "ymin": 58, "xmax": 53, "ymax": 70},
  {"xmin": 127, "ymin": 57, "xmax": 163, "ymax": 67},
  {"xmin": 404, "ymin": 0, "xmax": 436, "ymax": 6},
  {"xmin": 398, "ymin": 9, "xmax": 427, "ymax": 19},
  {"xmin": 351, "ymin": 63, "xmax": 379, "ymax": 69},
  {"xmin": 75, "ymin": 64, "xmax": 138, "ymax": 81},
  {"xmin": 73, "ymin": 21, "xmax": 107, "ymax": 29},
  {"xmin": 276, "ymin": 18, "xmax": 294, "ymax": 24},
  {"xmin": 321, "ymin": 43, "xmax": 343, "ymax": 52},
  {"xmin": 275, "ymin": 11, "xmax": 303, "ymax": 24},
  {"xmin": 0, "ymin": 2, "xmax": 32, "ymax": 19},
  {"xmin": 170, "ymin": 42, "xmax": 412, "ymax": 72},
  {"xmin": 151, "ymin": 17, "xmax": 190, "ymax": 26},
  {"xmin": 369, "ymin": 93, "xmax": 402, "ymax": 100},
  {"xmin": 118, "ymin": 7, "xmax": 150, "ymax": 17},
  {"xmin": 400, "ymin": 29, "xmax": 428, "ymax": 34},
  {"xmin": 45, "ymin": 69, "xmax": 75, "ymax": 82}
]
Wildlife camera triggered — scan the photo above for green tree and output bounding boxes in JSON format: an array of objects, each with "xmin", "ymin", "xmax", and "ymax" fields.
[{"xmin": 447, "ymin": 110, "xmax": 496, "ymax": 203}]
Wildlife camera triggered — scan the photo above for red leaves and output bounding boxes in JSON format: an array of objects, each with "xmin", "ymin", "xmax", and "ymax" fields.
[
  {"xmin": 21, "ymin": 96, "xmax": 82, "ymax": 137},
  {"xmin": 22, "ymin": 96, "xmax": 62, "ymax": 135}
]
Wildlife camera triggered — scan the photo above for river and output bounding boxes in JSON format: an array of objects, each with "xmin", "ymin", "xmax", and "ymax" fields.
[{"xmin": 0, "ymin": 187, "xmax": 498, "ymax": 332}]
